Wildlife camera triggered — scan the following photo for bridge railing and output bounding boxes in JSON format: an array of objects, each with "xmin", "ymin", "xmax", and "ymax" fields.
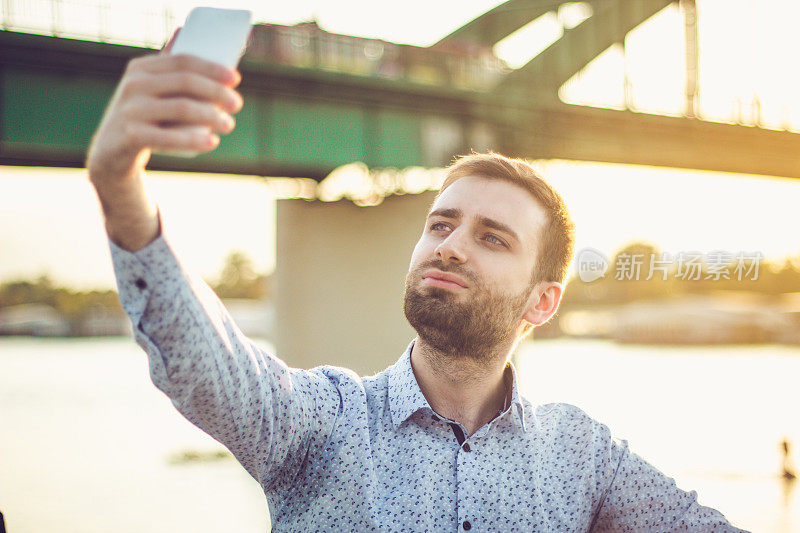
[
  {"xmin": 246, "ymin": 23, "xmax": 510, "ymax": 92},
  {"xmin": 0, "ymin": 0, "xmax": 509, "ymax": 92},
  {"xmin": 0, "ymin": 0, "xmax": 174, "ymax": 48}
]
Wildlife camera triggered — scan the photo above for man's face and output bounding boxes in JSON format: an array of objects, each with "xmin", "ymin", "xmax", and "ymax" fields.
[{"xmin": 403, "ymin": 175, "xmax": 548, "ymax": 359}]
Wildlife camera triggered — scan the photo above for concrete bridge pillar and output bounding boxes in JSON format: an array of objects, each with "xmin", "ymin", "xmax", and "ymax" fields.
[{"xmin": 274, "ymin": 192, "xmax": 436, "ymax": 376}]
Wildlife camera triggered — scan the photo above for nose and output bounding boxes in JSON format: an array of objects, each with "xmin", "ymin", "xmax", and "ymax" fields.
[{"xmin": 434, "ymin": 229, "xmax": 467, "ymax": 264}]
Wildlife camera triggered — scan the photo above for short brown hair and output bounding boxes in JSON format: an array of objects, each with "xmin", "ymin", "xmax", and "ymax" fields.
[{"xmin": 437, "ymin": 152, "xmax": 575, "ymax": 285}]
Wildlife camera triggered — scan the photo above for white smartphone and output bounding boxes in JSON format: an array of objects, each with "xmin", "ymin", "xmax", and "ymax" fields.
[
  {"xmin": 159, "ymin": 7, "xmax": 252, "ymax": 157},
  {"xmin": 171, "ymin": 7, "xmax": 253, "ymax": 69}
]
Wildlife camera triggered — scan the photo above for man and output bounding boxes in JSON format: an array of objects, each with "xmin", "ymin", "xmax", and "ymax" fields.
[{"xmin": 87, "ymin": 45, "xmax": 747, "ymax": 532}]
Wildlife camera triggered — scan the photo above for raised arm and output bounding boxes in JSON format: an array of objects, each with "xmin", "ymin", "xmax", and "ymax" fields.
[
  {"xmin": 86, "ymin": 39, "xmax": 241, "ymax": 251},
  {"xmin": 86, "ymin": 45, "xmax": 340, "ymax": 494}
]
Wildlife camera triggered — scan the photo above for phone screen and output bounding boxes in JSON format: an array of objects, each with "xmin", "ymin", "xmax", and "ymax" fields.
[{"xmin": 171, "ymin": 7, "xmax": 253, "ymax": 69}]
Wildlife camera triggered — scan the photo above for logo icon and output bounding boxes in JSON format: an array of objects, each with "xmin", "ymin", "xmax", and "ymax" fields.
[{"xmin": 575, "ymin": 248, "xmax": 609, "ymax": 283}]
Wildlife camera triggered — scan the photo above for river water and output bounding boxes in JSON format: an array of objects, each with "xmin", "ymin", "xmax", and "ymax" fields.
[{"xmin": 1, "ymin": 336, "xmax": 798, "ymax": 532}]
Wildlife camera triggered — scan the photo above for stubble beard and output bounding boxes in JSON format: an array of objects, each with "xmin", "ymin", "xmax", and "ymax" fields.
[{"xmin": 403, "ymin": 260, "xmax": 531, "ymax": 362}]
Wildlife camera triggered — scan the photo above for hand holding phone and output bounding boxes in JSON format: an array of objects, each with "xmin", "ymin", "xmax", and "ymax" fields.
[
  {"xmin": 157, "ymin": 7, "xmax": 252, "ymax": 157},
  {"xmin": 87, "ymin": 7, "xmax": 249, "ymax": 186}
]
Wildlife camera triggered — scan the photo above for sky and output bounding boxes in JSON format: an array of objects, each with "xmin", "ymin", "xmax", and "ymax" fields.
[
  {"xmin": 0, "ymin": 168, "xmax": 276, "ymax": 289},
  {"xmin": 3, "ymin": 0, "xmax": 800, "ymax": 290}
]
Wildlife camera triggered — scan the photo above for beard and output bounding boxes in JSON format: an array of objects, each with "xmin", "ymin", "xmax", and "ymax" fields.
[{"xmin": 403, "ymin": 258, "xmax": 532, "ymax": 361}]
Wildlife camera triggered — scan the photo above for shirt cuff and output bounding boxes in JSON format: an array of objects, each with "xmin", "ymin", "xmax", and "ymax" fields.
[{"xmin": 108, "ymin": 206, "xmax": 191, "ymax": 328}]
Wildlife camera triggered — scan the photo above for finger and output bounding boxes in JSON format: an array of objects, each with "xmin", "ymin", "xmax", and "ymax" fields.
[
  {"xmin": 124, "ymin": 122, "xmax": 219, "ymax": 153},
  {"xmin": 126, "ymin": 72, "xmax": 242, "ymax": 113},
  {"xmin": 134, "ymin": 97, "xmax": 235, "ymax": 134},
  {"xmin": 230, "ymin": 68, "xmax": 242, "ymax": 88},
  {"xmin": 161, "ymin": 27, "xmax": 181, "ymax": 54},
  {"xmin": 135, "ymin": 52, "xmax": 237, "ymax": 86}
]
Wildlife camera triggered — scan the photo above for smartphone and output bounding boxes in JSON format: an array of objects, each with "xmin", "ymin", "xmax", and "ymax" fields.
[
  {"xmin": 171, "ymin": 7, "xmax": 253, "ymax": 69},
  {"xmin": 159, "ymin": 7, "xmax": 252, "ymax": 157}
]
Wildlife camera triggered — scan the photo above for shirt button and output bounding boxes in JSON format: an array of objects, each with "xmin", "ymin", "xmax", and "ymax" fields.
[
  {"xmin": 462, "ymin": 520, "xmax": 471, "ymax": 530},
  {"xmin": 462, "ymin": 443, "xmax": 471, "ymax": 452},
  {"xmin": 135, "ymin": 278, "xmax": 148, "ymax": 290}
]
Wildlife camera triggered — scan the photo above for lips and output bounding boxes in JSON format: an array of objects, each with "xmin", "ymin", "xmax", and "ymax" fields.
[{"xmin": 421, "ymin": 269, "xmax": 469, "ymax": 289}]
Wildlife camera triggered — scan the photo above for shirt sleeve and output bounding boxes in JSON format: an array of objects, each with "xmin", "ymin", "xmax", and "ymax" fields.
[
  {"xmin": 590, "ymin": 433, "xmax": 749, "ymax": 532},
  {"xmin": 108, "ymin": 206, "xmax": 341, "ymax": 494}
]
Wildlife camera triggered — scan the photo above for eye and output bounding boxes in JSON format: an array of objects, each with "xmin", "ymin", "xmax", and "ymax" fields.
[
  {"xmin": 430, "ymin": 221, "xmax": 452, "ymax": 232},
  {"xmin": 484, "ymin": 234, "xmax": 507, "ymax": 247}
]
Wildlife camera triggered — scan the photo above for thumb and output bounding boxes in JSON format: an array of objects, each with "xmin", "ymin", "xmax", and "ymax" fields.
[{"xmin": 161, "ymin": 27, "xmax": 181, "ymax": 54}]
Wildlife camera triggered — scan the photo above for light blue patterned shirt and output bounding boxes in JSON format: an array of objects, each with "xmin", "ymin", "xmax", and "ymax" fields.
[{"xmin": 109, "ymin": 218, "xmax": 746, "ymax": 532}]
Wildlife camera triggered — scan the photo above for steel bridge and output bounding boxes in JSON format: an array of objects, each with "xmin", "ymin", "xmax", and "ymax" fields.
[{"xmin": 2, "ymin": 0, "xmax": 800, "ymax": 181}]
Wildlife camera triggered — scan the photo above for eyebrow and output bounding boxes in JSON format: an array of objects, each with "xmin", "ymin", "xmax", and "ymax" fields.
[
  {"xmin": 427, "ymin": 208, "xmax": 521, "ymax": 244},
  {"xmin": 427, "ymin": 207, "xmax": 461, "ymax": 220}
]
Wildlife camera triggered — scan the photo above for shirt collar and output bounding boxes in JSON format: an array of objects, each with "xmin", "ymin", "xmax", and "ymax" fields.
[
  {"xmin": 386, "ymin": 339, "xmax": 527, "ymax": 432},
  {"xmin": 386, "ymin": 340, "xmax": 431, "ymax": 430},
  {"xmin": 506, "ymin": 355, "xmax": 527, "ymax": 432}
]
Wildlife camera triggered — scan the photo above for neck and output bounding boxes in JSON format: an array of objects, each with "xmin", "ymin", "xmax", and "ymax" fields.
[{"xmin": 410, "ymin": 337, "xmax": 513, "ymax": 437}]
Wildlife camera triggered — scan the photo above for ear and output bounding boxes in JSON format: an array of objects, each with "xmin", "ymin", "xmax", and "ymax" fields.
[{"xmin": 522, "ymin": 281, "xmax": 564, "ymax": 327}]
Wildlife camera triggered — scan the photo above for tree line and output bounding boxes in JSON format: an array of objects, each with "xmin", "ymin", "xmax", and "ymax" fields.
[
  {"xmin": 562, "ymin": 242, "xmax": 800, "ymax": 308},
  {"xmin": 0, "ymin": 251, "xmax": 272, "ymax": 321}
]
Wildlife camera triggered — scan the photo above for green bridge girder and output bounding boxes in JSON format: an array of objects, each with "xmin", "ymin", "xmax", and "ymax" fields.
[
  {"xmin": 0, "ymin": 30, "xmax": 490, "ymax": 179},
  {"xmin": 3, "ymin": 0, "xmax": 800, "ymax": 180}
]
